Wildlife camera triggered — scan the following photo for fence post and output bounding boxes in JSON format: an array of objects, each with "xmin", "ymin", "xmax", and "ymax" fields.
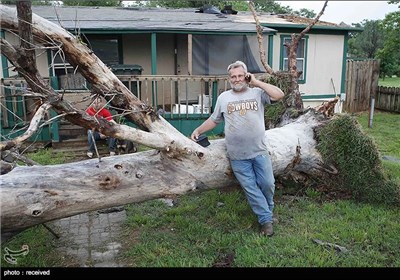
[
  {"xmin": 368, "ymin": 97, "xmax": 375, "ymax": 128},
  {"xmin": 368, "ymin": 60, "xmax": 380, "ymax": 128}
]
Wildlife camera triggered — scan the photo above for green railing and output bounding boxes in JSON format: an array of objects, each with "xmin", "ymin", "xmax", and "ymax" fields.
[{"xmin": 0, "ymin": 78, "xmax": 59, "ymax": 143}]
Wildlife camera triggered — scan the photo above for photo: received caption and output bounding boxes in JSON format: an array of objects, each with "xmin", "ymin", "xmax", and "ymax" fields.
[{"xmin": 3, "ymin": 269, "xmax": 51, "ymax": 277}]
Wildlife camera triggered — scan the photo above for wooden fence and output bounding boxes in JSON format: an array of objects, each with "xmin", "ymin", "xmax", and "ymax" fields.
[
  {"xmin": 344, "ymin": 59, "xmax": 380, "ymax": 113},
  {"xmin": 376, "ymin": 86, "xmax": 400, "ymax": 113}
]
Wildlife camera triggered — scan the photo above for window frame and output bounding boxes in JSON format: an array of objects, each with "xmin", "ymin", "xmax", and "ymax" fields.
[
  {"xmin": 279, "ymin": 35, "xmax": 308, "ymax": 84},
  {"xmin": 84, "ymin": 34, "xmax": 122, "ymax": 67}
]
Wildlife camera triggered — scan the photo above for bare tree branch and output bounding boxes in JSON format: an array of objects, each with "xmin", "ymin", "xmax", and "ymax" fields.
[
  {"xmin": 248, "ymin": 1, "xmax": 274, "ymax": 75},
  {"xmin": 0, "ymin": 102, "xmax": 52, "ymax": 151},
  {"xmin": 298, "ymin": 1, "xmax": 329, "ymax": 39},
  {"xmin": 283, "ymin": 1, "xmax": 329, "ymax": 111}
]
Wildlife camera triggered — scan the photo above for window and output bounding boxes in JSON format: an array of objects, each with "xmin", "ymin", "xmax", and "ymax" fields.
[
  {"xmin": 280, "ymin": 35, "xmax": 308, "ymax": 82},
  {"xmin": 86, "ymin": 36, "xmax": 120, "ymax": 66},
  {"xmin": 51, "ymin": 49, "xmax": 74, "ymax": 76},
  {"xmin": 50, "ymin": 35, "xmax": 121, "ymax": 89},
  {"xmin": 51, "ymin": 49, "xmax": 87, "ymax": 90}
]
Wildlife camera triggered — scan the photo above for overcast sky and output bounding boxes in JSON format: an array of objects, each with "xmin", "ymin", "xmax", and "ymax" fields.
[{"xmin": 278, "ymin": 1, "xmax": 398, "ymax": 25}]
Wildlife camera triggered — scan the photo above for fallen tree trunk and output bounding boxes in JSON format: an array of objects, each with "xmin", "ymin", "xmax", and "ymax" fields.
[{"xmin": 1, "ymin": 111, "xmax": 326, "ymax": 234}]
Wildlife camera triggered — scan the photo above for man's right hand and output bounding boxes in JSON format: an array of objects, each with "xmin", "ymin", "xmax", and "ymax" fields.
[{"xmin": 191, "ymin": 129, "xmax": 199, "ymax": 141}]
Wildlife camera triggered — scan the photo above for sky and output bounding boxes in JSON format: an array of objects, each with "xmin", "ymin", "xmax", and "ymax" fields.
[{"xmin": 278, "ymin": 1, "xmax": 399, "ymax": 25}]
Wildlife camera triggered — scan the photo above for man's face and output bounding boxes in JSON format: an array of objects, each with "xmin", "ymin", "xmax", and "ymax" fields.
[{"xmin": 229, "ymin": 67, "xmax": 248, "ymax": 92}]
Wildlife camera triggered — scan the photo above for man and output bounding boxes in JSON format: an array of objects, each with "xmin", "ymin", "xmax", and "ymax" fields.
[
  {"xmin": 86, "ymin": 96, "xmax": 117, "ymax": 158},
  {"xmin": 191, "ymin": 61, "xmax": 284, "ymax": 236}
]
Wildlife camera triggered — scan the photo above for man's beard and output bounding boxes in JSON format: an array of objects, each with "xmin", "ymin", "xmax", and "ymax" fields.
[{"xmin": 230, "ymin": 82, "xmax": 248, "ymax": 92}]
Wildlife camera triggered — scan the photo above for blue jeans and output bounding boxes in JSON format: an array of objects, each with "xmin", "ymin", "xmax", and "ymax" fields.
[
  {"xmin": 230, "ymin": 154, "xmax": 275, "ymax": 225},
  {"xmin": 87, "ymin": 130, "xmax": 117, "ymax": 153}
]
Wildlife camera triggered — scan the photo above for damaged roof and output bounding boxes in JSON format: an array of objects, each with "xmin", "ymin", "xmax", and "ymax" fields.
[
  {"xmin": 27, "ymin": 5, "xmax": 359, "ymax": 34},
  {"xmin": 30, "ymin": 6, "xmax": 276, "ymax": 34}
]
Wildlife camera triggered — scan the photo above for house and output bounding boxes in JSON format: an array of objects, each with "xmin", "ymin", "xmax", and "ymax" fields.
[{"xmin": 0, "ymin": 5, "xmax": 362, "ymax": 142}]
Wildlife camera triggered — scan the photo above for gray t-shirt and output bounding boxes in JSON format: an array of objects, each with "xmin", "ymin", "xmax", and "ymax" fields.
[{"xmin": 211, "ymin": 87, "xmax": 271, "ymax": 160}]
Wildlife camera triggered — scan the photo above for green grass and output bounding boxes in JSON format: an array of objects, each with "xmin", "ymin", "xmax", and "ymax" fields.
[
  {"xmin": 2, "ymin": 112, "xmax": 399, "ymax": 267},
  {"xmin": 356, "ymin": 110, "xmax": 400, "ymax": 190},
  {"xmin": 118, "ymin": 190, "xmax": 400, "ymax": 267},
  {"xmin": 20, "ymin": 148, "xmax": 66, "ymax": 165},
  {"xmin": 379, "ymin": 76, "xmax": 400, "ymax": 87},
  {"xmin": 356, "ymin": 111, "xmax": 400, "ymax": 158},
  {"xmin": 0, "ymin": 226, "xmax": 74, "ymax": 267}
]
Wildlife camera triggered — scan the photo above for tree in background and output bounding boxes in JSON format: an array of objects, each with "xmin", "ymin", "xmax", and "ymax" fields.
[
  {"xmin": 0, "ymin": 0, "xmax": 55, "ymax": 4},
  {"xmin": 141, "ymin": 0, "xmax": 315, "ymax": 17},
  {"xmin": 348, "ymin": 1, "xmax": 399, "ymax": 79},
  {"xmin": 251, "ymin": 0, "xmax": 292, "ymax": 14},
  {"xmin": 145, "ymin": 0, "xmax": 220, "ymax": 8},
  {"xmin": 63, "ymin": 0, "xmax": 122, "ymax": 6},
  {"xmin": 143, "ymin": 0, "xmax": 256, "ymax": 10},
  {"xmin": 376, "ymin": 10, "xmax": 400, "ymax": 78},
  {"xmin": 389, "ymin": 0, "xmax": 400, "ymax": 7},
  {"xmin": 348, "ymin": 20, "xmax": 384, "ymax": 59},
  {"xmin": 294, "ymin": 8, "xmax": 316, "ymax": 18}
]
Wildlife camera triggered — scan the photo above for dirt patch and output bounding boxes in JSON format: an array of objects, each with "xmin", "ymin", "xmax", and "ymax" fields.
[{"xmin": 212, "ymin": 251, "xmax": 235, "ymax": 267}]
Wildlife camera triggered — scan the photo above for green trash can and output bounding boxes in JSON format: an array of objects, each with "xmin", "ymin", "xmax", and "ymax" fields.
[{"xmin": 111, "ymin": 64, "xmax": 143, "ymax": 96}]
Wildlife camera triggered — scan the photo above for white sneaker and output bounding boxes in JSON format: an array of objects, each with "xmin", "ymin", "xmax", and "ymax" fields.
[
  {"xmin": 87, "ymin": 152, "xmax": 93, "ymax": 158},
  {"xmin": 109, "ymin": 151, "xmax": 116, "ymax": 156}
]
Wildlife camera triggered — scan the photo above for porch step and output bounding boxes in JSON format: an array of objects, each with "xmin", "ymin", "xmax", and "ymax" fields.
[
  {"xmin": 58, "ymin": 123, "xmax": 86, "ymax": 141},
  {"xmin": 52, "ymin": 137, "xmax": 86, "ymax": 148},
  {"xmin": 52, "ymin": 137, "xmax": 110, "ymax": 151},
  {"xmin": 52, "ymin": 137, "xmax": 111, "ymax": 161}
]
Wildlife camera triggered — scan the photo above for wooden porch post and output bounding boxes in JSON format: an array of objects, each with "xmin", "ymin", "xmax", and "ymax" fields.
[{"xmin": 188, "ymin": 34, "xmax": 192, "ymax": 75}]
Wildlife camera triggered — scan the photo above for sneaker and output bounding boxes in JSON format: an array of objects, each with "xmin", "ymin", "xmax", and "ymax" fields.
[
  {"xmin": 109, "ymin": 151, "xmax": 116, "ymax": 156},
  {"xmin": 87, "ymin": 152, "xmax": 93, "ymax": 158},
  {"xmin": 260, "ymin": 222, "xmax": 274, "ymax": 237}
]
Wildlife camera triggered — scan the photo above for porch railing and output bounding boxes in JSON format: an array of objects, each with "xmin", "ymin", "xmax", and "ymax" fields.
[
  {"xmin": 116, "ymin": 75, "xmax": 230, "ymax": 119},
  {"xmin": 1, "ymin": 75, "xmax": 231, "ymax": 140},
  {"xmin": 0, "ymin": 77, "xmax": 58, "ymax": 141}
]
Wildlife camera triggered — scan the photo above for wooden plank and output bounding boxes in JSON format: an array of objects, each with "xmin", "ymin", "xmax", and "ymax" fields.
[
  {"xmin": 376, "ymin": 86, "xmax": 400, "ymax": 112},
  {"xmin": 0, "ymin": 85, "xmax": 9, "ymax": 127},
  {"xmin": 187, "ymin": 34, "xmax": 192, "ymax": 76},
  {"xmin": 344, "ymin": 59, "xmax": 382, "ymax": 113}
]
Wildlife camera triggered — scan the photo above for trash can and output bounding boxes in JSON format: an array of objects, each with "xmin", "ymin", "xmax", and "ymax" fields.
[{"xmin": 111, "ymin": 64, "xmax": 143, "ymax": 96}]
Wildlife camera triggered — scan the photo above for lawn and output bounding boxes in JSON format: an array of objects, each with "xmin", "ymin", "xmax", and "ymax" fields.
[
  {"xmin": 379, "ymin": 76, "xmax": 400, "ymax": 87},
  {"xmin": 1, "ymin": 111, "xmax": 399, "ymax": 268},
  {"xmin": 356, "ymin": 110, "xmax": 400, "ymax": 186}
]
